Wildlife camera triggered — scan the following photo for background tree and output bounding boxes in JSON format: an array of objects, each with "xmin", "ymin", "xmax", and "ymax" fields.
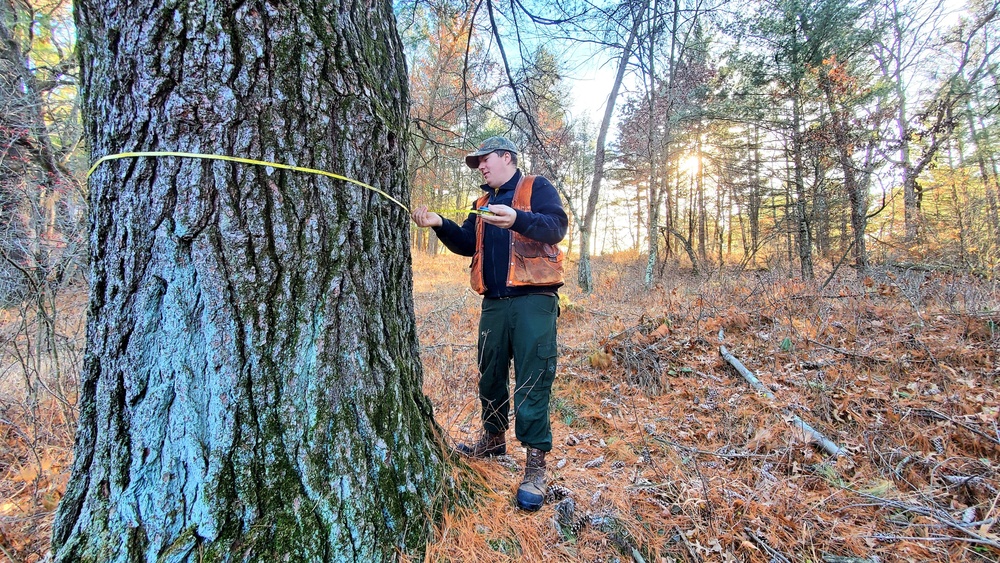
[
  {"xmin": 872, "ymin": 0, "xmax": 950, "ymax": 242},
  {"xmin": 729, "ymin": 0, "xmax": 871, "ymax": 278},
  {"xmin": 906, "ymin": 1, "xmax": 1000, "ymax": 268},
  {"xmin": 0, "ymin": 0, "xmax": 84, "ymax": 409},
  {"xmin": 516, "ymin": 47, "xmax": 572, "ymax": 177},
  {"xmin": 578, "ymin": 0, "xmax": 650, "ymax": 292},
  {"xmin": 809, "ymin": 0, "xmax": 886, "ymax": 275},
  {"xmin": 714, "ymin": 38, "xmax": 776, "ymax": 268},
  {"xmin": 52, "ymin": 0, "xmax": 447, "ymax": 560},
  {"xmin": 554, "ymin": 120, "xmax": 596, "ymax": 261},
  {"xmin": 880, "ymin": 1, "xmax": 997, "ymax": 243},
  {"xmin": 400, "ymin": 0, "xmax": 499, "ymax": 253},
  {"xmin": 391, "ymin": 0, "xmax": 995, "ymax": 277}
]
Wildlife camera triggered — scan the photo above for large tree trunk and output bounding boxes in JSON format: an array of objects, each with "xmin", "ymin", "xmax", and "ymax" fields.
[{"xmin": 52, "ymin": 1, "xmax": 446, "ymax": 561}]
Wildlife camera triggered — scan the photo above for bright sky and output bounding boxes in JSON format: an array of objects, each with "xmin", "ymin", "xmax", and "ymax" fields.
[
  {"xmin": 565, "ymin": 61, "xmax": 616, "ymax": 120},
  {"xmin": 560, "ymin": 37, "xmax": 644, "ymax": 125},
  {"xmin": 558, "ymin": 0, "xmax": 974, "ymax": 124}
]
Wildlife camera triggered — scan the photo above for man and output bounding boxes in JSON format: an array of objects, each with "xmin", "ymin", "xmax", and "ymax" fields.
[{"xmin": 411, "ymin": 136, "xmax": 568, "ymax": 512}]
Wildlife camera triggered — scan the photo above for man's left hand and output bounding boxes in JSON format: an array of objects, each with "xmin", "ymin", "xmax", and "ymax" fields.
[{"xmin": 480, "ymin": 204, "xmax": 516, "ymax": 229}]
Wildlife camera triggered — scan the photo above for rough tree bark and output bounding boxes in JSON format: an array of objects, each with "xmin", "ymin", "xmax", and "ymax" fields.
[{"xmin": 52, "ymin": 0, "xmax": 446, "ymax": 561}]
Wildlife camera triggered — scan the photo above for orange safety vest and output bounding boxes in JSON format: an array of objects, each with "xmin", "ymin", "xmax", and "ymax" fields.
[{"xmin": 469, "ymin": 175, "xmax": 565, "ymax": 294}]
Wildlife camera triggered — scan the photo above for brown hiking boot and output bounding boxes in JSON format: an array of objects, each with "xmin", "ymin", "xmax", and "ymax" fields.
[
  {"xmin": 516, "ymin": 448, "xmax": 546, "ymax": 511},
  {"xmin": 456, "ymin": 431, "xmax": 506, "ymax": 458}
]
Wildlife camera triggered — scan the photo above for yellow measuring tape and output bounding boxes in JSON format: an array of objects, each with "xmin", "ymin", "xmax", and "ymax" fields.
[
  {"xmin": 436, "ymin": 208, "xmax": 491, "ymax": 216},
  {"xmin": 87, "ymin": 151, "xmax": 412, "ymax": 214},
  {"xmin": 87, "ymin": 151, "xmax": 491, "ymax": 219}
]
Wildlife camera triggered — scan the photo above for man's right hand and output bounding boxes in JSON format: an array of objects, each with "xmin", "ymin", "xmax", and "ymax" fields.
[{"xmin": 411, "ymin": 205, "xmax": 443, "ymax": 228}]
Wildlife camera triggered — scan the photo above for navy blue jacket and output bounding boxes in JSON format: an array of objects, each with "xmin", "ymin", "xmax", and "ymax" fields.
[{"xmin": 434, "ymin": 170, "xmax": 568, "ymax": 298}]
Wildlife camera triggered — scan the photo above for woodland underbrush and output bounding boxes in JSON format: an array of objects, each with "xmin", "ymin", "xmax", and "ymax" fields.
[
  {"xmin": 1, "ymin": 252, "xmax": 998, "ymax": 562},
  {"xmin": 0, "ymin": 294, "xmax": 82, "ymax": 562}
]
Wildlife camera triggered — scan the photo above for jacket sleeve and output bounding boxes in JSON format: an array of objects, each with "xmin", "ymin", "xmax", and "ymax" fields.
[
  {"xmin": 509, "ymin": 176, "xmax": 568, "ymax": 245},
  {"xmin": 433, "ymin": 211, "xmax": 478, "ymax": 257}
]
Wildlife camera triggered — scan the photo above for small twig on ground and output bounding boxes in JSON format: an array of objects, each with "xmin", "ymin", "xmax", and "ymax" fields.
[
  {"xmin": 846, "ymin": 490, "xmax": 1000, "ymax": 549},
  {"xmin": 885, "ymin": 275, "xmax": 925, "ymax": 328},
  {"xmin": 652, "ymin": 435, "xmax": 770, "ymax": 460},
  {"xmin": 940, "ymin": 475, "xmax": 999, "ymax": 495},
  {"xmin": 862, "ymin": 533, "xmax": 1000, "ymax": 548},
  {"xmin": 790, "ymin": 294, "xmax": 865, "ymax": 300},
  {"xmin": 691, "ymin": 457, "xmax": 715, "ymax": 530},
  {"xmin": 985, "ymin": 490, "xmax": 1000, "ymax": 527},
  {"xmin": 821, "ymin": 555, "xmax": 881, "ymax": 563},
  {"xmin": 800, "ymin": 359, "xmax": 837, "ymax": 370},
  {"xmin": 805, "ymin": 339, "xmax": 891, "ymax": 364},
  {"xmin": 906, "ymin": 408, "xmax": 1000, "ymax": 446},
  {"xmin": 0, "ymin": 417, "xmax": 44, "ymax": 494},
  {"xmin": 695, "ymin": 370, "xmax": 723, "ymax": 383},
  {"xmin": 0, "ymin": 540, "xmax": 23, "ymax": 563},
  {"xmin": 417, "ymin": 295, "xmax": 473, "ymax": 326},
  {"xmin": 744, "ymin": 527, "xmax": 793, "ymax": 563},
  {"xmin": 590, "ymin": 513, "xmax": 646, "ymax": 563},
  {"xmin": 821, "ymin": 240, "xmax": 856, "ymax": 291},
  {"xmin": 673, "ymin": 525, "xmax": 701, "ymax": 562},
  {"xmin": 606, "ymin": 324, "xmax": 644, "ymax": 343},
  {"xmin": 420, "ymin": 343, "xmax": 476, "ymax": 350}
]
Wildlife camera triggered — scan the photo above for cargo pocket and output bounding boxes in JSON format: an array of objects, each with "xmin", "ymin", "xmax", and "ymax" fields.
[
  {"xmin": 537, "ymin": 342, "xmax": 557, "ymax": 359},
  {"xmin": 537, "ymin": 341, "xmax": 558, "ymax": 379}
]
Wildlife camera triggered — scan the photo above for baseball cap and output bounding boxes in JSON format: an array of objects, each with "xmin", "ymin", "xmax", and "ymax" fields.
[{"xmin": 464, "ymin": 136, "xmax": 518, "ymax": 169}]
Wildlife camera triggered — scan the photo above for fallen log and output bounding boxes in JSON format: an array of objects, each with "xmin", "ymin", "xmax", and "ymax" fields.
[{"xmin": 720, "ymin": 345, "xmax": 846, "ymax": 458}]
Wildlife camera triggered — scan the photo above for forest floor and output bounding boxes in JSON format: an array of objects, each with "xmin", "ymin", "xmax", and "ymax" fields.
[
  {"xmin": 414, "ymin": 252, "xmax": 1000, "ymax": 563},
  {"xmin": 2, "ymin": 252, "xmax": 1000, "ymax": 562}
]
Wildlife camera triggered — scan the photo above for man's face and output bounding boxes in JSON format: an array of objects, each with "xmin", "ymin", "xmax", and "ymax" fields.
[{"xmin": 477, "ymin": 151, "xmax": 515, "ymax": 188}]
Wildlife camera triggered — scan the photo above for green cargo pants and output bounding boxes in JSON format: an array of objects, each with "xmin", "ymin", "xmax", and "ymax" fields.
[{"xmin": 477, "ymin": 293, "xmax": 559, "ymax": 452}]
